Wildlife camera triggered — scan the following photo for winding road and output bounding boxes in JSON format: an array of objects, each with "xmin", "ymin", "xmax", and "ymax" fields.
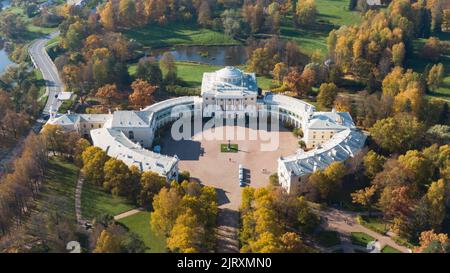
[
  {"xmin": 1, "ymin": 2, "xmax": 73, "ymax": 174},
  {"xmin": 28, "ymin": 31, "xmax": 64, "ymax": 115}
]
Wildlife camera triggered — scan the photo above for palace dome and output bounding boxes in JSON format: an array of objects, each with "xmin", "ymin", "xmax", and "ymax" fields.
[{"xmin": 217, "ymin": 66, "xmax": 243, "ymax": 85}]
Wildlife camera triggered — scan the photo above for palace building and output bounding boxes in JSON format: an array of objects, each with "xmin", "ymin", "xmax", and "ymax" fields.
[
  {"xmin": 47, "ymin": 66, "xmax": 365, "ymax": 192},
  {"xmin": 201, "ymin": 66, "xmax": 259, "ymax": 118}
]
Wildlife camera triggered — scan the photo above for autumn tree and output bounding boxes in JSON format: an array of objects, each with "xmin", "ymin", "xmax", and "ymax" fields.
[
  {"xmin": 295, "ymin": 0, "xmax": 316, "ymax": 26},
  {"xmin": 422, "ymin": 37, "xmax": 446, "ymax": 61},
  {"xmin": 139, "ymin": 171, "xmax": 166, "ymax": 208},
  {"xmin": 81, "ymin": 146, "xmax": 108, "ymax": 186},
  {"xmin": 151, "ymin": 187, "xmax": 183, "ymax": 237},
  {"xmin": 94, "ymin": 230, "xmax": 121, "ymax": 253},
  {"xmin": 351, "ymin": 186, "xmax": 376, "ymax": 216},
  {"xmin": 247, "ymin": 47, "xmax": 280, "ymax": 76},
  {"xmin": 118, "ymin": 0, "xmax": 137, "ymax": 27},
  {"xmin": 103, "ymin": 158, "xmax": 132, "ymax": 197},
  {"xmin": 279, "ymin": 232, "xmax": 309, "ymax": 253},
  {"xmin": 369, "ymin": 113, "xmax": 425, "ymax": 154},
  {"xmin": 333, "ymin": 95, "xmax": 352, "ymax": 113},
  {"xmin": 74, "ymin": 138, "xmax": 91, "ymax": 167},
  {"xmin": 41, "ymin": 124, "xmax": 66, "ymax": 156},
  {"xmin": 427, "ymin": 63, "xmax": 445, "ymax": 91},
  {"xmin": 363, "ymin": 150, "xmax": 386, "ymax": 179},
  {"xmin": 197, "ymin": 0, "xmax": 211, "ymax": 27},
  {"xmin": 317, "ymin": 83, "xmax": 338, "ymax": 109},
  {"xmin": 95, "ymin": 84, "xmax": 122, "ymax": 105},
  {"xmin": 166, "ymin": 209, "xmax": 203, "ymax": 253},
  {"xmin": 272, "ymin": 62, "xmax": 288, "ymax": 85},
  {"xmin": 240, "ymin": 185, "xmax": 313, "ymax": 253},
  {"xmin": 129, "ymin": 79, "xmax": 157, "ymax": 109},
  {"xmin": 307, "ymin": 162, "xmax": 346, "ymax": 202},
  {"xmin": 392, "ymin": 42, "xmax": 405, "ymax": 66},
  {"xmin": 99, "ymin": 1, "xmax": 116, "ymax": 31},
  {"xmin": 283, "ymin": 68, "xmax": 314, "ymax": 97},
  {"xmin": 414, "ymin": 230, "xmax": 450, "ymax": 253},
  {"xmin": 135, "ymin": 57, "xmax": 163, "ymax": 85}
]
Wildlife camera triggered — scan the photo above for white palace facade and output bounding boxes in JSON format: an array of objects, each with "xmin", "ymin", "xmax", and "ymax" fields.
[{"xmin": 47, "ymin": 66, "xmax": 366, "ymax": 192}]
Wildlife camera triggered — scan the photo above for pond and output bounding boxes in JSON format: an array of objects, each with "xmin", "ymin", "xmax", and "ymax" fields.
[
  {"xmin": 0, "ymin": 0, "xmax": 14, "ymax": 74},
  {"xmin": 149, "ymin": 45, "xmax": 249, "ymax": 66}
]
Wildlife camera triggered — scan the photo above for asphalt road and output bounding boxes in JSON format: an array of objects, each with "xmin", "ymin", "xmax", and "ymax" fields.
[
  {"xmin": 28, "ymin": 31, "xmax": 64, "ymax": 115},
  {"xmin": 1, "ymin": 16, "xmax": 68, "ymax": 174}
]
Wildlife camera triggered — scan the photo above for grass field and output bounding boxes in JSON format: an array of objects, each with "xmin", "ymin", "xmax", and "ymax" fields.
[
  {"xmin": 220, "ymin": 143, "xmax": 238, "ymax": 153},
  {"xmin": 124, "ymin": 21, "xmax": 240, "ymax": 48},
  {"xmin": 33, "ymin": 157, "xmax": 79, "ymax": 222},
  {"xmin": 359, "ymin": 216, "xmax": 389, "ymax": 234},
  {"xmin": 381, "ymin": 245, "xmax": 401, "ymax": 253},
  {"xmin": 81, "ymin": 181, "xmax": 135, "ymax": 221},
  {"xmin": 117, "ymin": 211, "xmax": 167, "ymax": 253},
  {"xmin": 316, "ymin": 0, "xmax": 362, "ymax": 26},
  {"xmin": 279, "ymin": 0, "xmax": 361, "ymax": 55},
  {"xmin": 3, "ymin": 6, "xmax": 58, "ymax": 42},
  {"xmin": 350, "ymin": 232, "xmax": 375, "ymax": 247},
  {"xmin": 405, "ymin": 32, "xmax": 450, "ymax": 102}
]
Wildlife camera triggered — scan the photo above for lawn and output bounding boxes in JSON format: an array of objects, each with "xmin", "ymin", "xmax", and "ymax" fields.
[
  {"xmin": 350, "ymin": 232, "xmax": 375, "ymax": 247},
  {"xmin": 3, "ymin": 6, "xmax": 58, "ymax": 42},
  {"xmin": 278, "ymin": 0, "xmax": 361, "ymax": 55},
  {"xmin": 123, "ymin": 21, "xmax": 240, "ymax": 48},
  {"xmin": 316, "ymin": 0, "xmax": 362, "ymax": 26},
  {"xmin": 33, "ymin": 156, "xmax": 79, "ymax": 221},
  {"xmin": 81, "ymin": 180, "xmax": 135, "ymax": 221},
  {"xmin": 358, "ymin": 216, "xmax": 389, "ymax": 234},
  {"xmin": 316, "ymin": 230, "xmax": 341, "ymax": 248},
  {"xmin": 117, "ymin": 211, "xmax": 167, "ymax": 253},
  {"xmin": 381, "ymin": 245, "xmax": 401, "ymax": 253},
  {"xmin": 220, "ymin": 143, "xmax": 238, "ymax": 153},
  {"xmin": 405, "ymin": 32, "xmax": 450, "ymax": 102}
]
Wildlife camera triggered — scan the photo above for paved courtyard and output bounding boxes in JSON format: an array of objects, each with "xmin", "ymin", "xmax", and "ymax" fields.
[
  {"xmin": 161, "ymin": 123, "xmax": 299, "ymax": 252},
  {"xmin": 161, "ymin": 124, "xmax": 299, "ymax": 210}
]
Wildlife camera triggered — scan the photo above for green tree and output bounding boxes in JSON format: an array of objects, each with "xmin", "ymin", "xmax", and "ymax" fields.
[
  {"xmin": 297, "ymin": 196, "xmax": 320, "ymax": 233},
  {"xmin": 63, "ymin": 20, "xmax": 86, "ymax": 51},
  {"xmin": 135, "ymin": 57, "xmax": 163, "ymax": 85}
]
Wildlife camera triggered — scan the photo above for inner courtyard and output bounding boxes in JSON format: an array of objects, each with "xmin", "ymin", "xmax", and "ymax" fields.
[{"xmin": 160, "ymin": 123, "xmax": 299, "ymax": 210}]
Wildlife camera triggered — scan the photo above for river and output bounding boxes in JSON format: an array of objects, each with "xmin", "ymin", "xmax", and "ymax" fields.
[{"xmin": 0, "ymin": 0, "xmax": 14, "ymax": 74}]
